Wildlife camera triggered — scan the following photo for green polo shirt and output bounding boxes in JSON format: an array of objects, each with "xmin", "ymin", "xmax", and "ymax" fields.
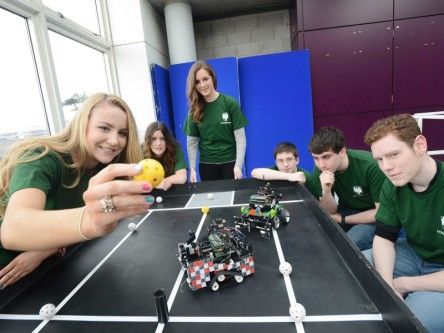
[
  {"xmin": 174, "ymin": 144, "xmax": 186, "ymax": 172},
  {"xmin": 308, "ymin": 149, "xmax": 386, "ymax": 211},
  {"xmin": 376, "ymin": 161, "xmax": 444, "ymax": 263},
  {"xmin": 184, "ymin": 93, "xmax": 247, "ymax": 164},
  {"xmin": 0, "ymin": 152, "xmax": 103, "ymax": 266}
]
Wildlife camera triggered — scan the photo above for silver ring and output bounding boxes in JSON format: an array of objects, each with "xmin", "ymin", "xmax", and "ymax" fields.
[{"xmin": 99, "ymin": 195, "xmax": 116, "ymax": 213}]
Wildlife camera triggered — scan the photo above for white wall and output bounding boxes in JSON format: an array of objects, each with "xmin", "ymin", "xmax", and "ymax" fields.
[
  {"xmin": 107, "ymin": 0, "xmax": 170, "ymax": 140},
  {"xmin": 194, "ymin": 10, "xmax": 290, "ymax": 60}
]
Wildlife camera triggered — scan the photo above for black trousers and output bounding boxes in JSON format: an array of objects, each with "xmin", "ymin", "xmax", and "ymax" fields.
[{"xmin": 199, "ymin": 161, "xmax": 236, "ymax": 181}]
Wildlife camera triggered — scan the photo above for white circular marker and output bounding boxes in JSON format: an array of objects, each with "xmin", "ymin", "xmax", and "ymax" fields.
[
  {"xmin": 128, "ymin": 222, "xmax": 137, "ymax": 232},
  {"xmin": 39, "ymin": 303, "xmax": 56, "ymax": 319},
  {"xmin": 207, "ymin": 193, "xmax": 214, "ymax": 200},
  {"xmin": 289, "ymin": 303, "xmax": 306, "ymax": 322},
  {"xmin": 279, "ymin": 261, "xmax": 292, "ymax": 276},
  {"xmin": 156, "ymin": 196, "xmax": 163, "ymax": 203}
]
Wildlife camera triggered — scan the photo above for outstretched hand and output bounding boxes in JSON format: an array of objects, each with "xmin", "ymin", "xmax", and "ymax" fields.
[
  {"xmin": 81, "ymin": 163, "xmax": 154, "ymax": 239},
  {"xmin": 0, "ymin": 250, "xmax": 56, "ymax": 288}
]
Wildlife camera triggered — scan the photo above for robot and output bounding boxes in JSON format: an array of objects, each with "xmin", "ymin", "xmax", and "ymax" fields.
[
  {"xmin": 177, "ymin": 218, "xmax": 255, "ymax": 291},
  {"xmin": 234, "ymin": 183, "xmax": 290, "ymax": 238}
]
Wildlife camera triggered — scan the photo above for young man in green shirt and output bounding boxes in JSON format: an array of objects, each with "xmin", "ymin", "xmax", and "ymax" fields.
[
  {"xmin": 251, "ymin": 142, "xmax": 309, "ymax": 183},
  {"xmin": 308, "ymin": 127, "xmax": 386, "ymax": 250},
  {"xmin": 363, "ymin": 113, "xmax": 444, "ymax": 333}
]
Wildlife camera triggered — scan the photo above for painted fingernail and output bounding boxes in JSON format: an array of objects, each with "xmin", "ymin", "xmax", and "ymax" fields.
[
  {"xmin": 142, "ymin": 183, "xmax": 151, "ymax": 191},
  {"xmin": 133, "ymin": 164, "xmax": 142, "ymax": 172},
  {"xmin": 145, "ymin": 196, "xmax": 155, "ymax": 203}
]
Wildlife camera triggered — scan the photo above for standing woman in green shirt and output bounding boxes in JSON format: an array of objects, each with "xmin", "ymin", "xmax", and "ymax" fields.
[
  {"xmin": 0, "ymin": 93, "xmax": 153, "ymax": 288},
  {"xmin": 142, "ymin": 121, "xmax": 187, "ymax": 190},
  {"xmin": 184, "ymin": 60, "xmax": 247, "ymax": 182}
]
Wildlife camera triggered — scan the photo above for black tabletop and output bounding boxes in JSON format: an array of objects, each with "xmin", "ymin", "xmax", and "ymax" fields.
[{"xmin": 0, "ymin": 179, "xmax": 425, "ymax": 332}]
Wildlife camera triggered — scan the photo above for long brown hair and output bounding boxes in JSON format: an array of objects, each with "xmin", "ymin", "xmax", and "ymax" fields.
[
  {"xmin": 186, "ymin": 60, "xmax": 218, "ymax": 123},
  {"xmin": 0, "ymin": 93, "xmax": 142, "ymax": 216},
  {"xmin": 142, "ymin": 122, "xmax": 177, "ymax": 177}
]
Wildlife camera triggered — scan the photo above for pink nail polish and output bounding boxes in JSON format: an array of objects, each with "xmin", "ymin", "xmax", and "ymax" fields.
[{"xmin": 142, "ymin": 183, "xmax": 151, "ymax": 191}]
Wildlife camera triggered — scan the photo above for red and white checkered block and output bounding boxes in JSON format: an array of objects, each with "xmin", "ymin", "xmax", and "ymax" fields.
[
  {"xmin": 213, "ymin": 259, "xmax": 239, "ymax": 272},
  {"xmin": 187, "ymin": 259, "xmax": 215, "ymax": 290},
  {"xmin": 240, "ymin": 256, "xmax": 255, "ymax": 276}
]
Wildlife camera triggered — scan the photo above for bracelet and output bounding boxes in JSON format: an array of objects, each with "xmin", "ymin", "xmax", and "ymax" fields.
[
  {"xmin": 341, "ymin": 215, "xmax": 347, "ymax": 226},
  {"xmin": 78, "ymin": 207, "xmax": 91, "ymax": 241}
]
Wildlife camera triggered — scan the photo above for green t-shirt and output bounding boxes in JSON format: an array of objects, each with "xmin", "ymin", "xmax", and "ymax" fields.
[
  {"xmin": 184, "ymin": 93, "xmax": 247, "ymax": 163},
  {"xmin": 0, "ymin": 152, "xmax": 104, "ymax": 266},
  {"xmin": 308, "ymin": 149, "xmax": 386, "ymax": 211},
  {"xmin": 174, "ymin": 144, "xmax": 186, "ymax": 172},
  {"xmin": 376, "ymin": 161, "xmax": 444, "ymax": 264}
]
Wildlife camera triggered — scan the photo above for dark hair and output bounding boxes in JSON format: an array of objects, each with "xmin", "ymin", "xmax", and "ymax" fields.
[
  {"xmin": 186, "ymin": 60, "xmax": 218, "ymax": 123},
  {"xmin": 143, "ymin": 122, "xmax": 177, "ymax": 177},
  {"xmin": 309, "ymin": 127, "xmax": 345, "ymax": 154},
  {"xmin": 364, "ymin": 114, "xmax": 421, "ymax": 147},
  {"xmin": 273, "ymin": 142, "xmax": 299, "ymax": 159}
]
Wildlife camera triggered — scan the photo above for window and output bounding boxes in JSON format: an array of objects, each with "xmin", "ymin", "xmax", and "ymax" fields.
[
  {"xmin": 42, "ymin": 0, "xmax": 101, "ymax": 35},
  {"xmin": 49, "ymin": 31, "xmax": 109, "ymax": 125},
  {"xmin": 0, "ymin": 8, "xmax": 48, "ymax": 157}
]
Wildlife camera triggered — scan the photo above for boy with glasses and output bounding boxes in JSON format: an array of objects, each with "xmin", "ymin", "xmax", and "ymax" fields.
[
  {"xmin": 308, "ymin": 127, "xmax": 386, "ymax": 250},
  {"xmin": 251, "ymin": 142, "xmax": 310, "ymax": 183}
]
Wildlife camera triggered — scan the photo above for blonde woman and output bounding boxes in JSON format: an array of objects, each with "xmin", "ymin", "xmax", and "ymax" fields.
[
  {"xmin": 0, "ymin": 93, "xmax": 153, "ymax": 288},
  {"xmin": 184, "ymin": 60, "xmax": 247, "ymax": 182}
]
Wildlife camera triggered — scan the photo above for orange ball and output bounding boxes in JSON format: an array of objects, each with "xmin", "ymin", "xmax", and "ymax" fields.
[{"xmin": 133, "ymin": 159, "xmax": 165, "ymax": 187}]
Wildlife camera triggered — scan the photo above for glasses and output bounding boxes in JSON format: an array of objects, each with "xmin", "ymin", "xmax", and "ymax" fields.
[{"xmin": 276, "ymin": 157, "xmax": 296, "ymax": 165}]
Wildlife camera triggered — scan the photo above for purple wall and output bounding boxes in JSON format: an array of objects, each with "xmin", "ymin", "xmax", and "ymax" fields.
[{"xmin": 291, "ymin": 0, "xmax": 444, "ymax": 157}]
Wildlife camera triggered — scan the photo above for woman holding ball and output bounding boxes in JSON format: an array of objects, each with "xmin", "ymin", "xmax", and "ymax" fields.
[{"xmin": 0, "ymin": 93, "xmax": 153, "ymax": 288}]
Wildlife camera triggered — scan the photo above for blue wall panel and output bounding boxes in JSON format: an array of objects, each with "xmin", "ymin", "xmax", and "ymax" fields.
[
  {"xmin": 151, "ymin": 64, "xmax": 175, "ymax": 135},
  {"xmin": 239, "ymin": 50, "xmax": 314, "ymax": 174},
  {"xmin": 169, "ymin": 57, "xmax": 240, "ymax": 179}
]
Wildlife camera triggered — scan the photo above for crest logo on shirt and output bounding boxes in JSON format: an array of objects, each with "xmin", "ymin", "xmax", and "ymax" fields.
[
  {"xmin": 353, "ymin": 186, "xmax": 363, "ymax": 196},
  {"xmin": 222, "ymin": 113, "xmax": 229, "ymax": 121}
]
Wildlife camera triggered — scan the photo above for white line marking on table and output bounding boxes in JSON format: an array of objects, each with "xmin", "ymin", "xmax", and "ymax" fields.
[
  {"xmin": 32, "ymin": 211, "xmax": 154, "ymax": 333},
  {"xmin": 1, "ymin": 313, "xmax": 383, "ymax": 323},
  {"xmin": 155, "ymin": 211, "xmax": 208, "ymax": 333},
  {"xmin": 230, "ymin": 190, "xmax": 235, "ymax": 205},
  {"xmin": 184, "ymin": 193, "xmax": 195, "ymax": 208},
  {"xmin": 272, "ymin": 229, "xmax": 302, "ymax": 333},
  {"xmin": 152, "ymin": 199, "xmax": 304, "ymax": 212}
]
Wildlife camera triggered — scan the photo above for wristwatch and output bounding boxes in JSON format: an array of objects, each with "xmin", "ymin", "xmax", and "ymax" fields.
[{"xmin": 341, "ymin": 215, "xmax": 347, "ymax": 226}]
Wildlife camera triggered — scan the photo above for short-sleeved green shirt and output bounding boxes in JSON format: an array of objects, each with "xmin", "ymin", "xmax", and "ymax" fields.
[
  {"xmin": 174, "ymin": 144, "xmax": 186, "ymax": 172},
  {"xmin": 376, "ymin": 161, "xmax": 444, "ymax": 263},
  {"xmin": 0, "ymin": 152, "xmax": 104, "ymax": 266},
  {"xmin": 308, "ymin": 149, "xmax": 386, "ymax": 211},
  {"xmin": 184, "ymin": 94, "xmax": 247, "ymax": 163}
]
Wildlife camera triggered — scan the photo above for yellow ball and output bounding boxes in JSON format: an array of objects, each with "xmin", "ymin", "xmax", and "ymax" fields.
[
  {"xmin": 201, "ymin": 206, "xmax": 209, "ymax": 214},
  {"xmin": 133, "ymin": 159, "xmax": 165, "ymax": 187}
]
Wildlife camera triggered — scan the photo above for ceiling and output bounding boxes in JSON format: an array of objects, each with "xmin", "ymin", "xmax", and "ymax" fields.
[{"xmin": 147, "ymin": 0, "xmax": 291, "ymax": 22}]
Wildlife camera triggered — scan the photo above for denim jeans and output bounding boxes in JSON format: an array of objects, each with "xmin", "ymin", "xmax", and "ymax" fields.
[
  {"xmin": 363, "ymin": 238, "xmax": 444, "ymax": 333},
  {"xmin": 346, "ymin": 224, "xmax": 375, "ymax": 251},
  {"xmin": 338, "ymin": 207, "xmax": 375, "ymax": 251}
]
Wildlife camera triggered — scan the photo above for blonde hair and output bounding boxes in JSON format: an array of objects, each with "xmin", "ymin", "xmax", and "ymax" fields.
[
  {"xmin": 186, "ymin": 60, "xmax": 218, "ymax": 123},
  {"xmin": 0, "ymin": 93, "xmax": 142, "ymax": 216}
]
